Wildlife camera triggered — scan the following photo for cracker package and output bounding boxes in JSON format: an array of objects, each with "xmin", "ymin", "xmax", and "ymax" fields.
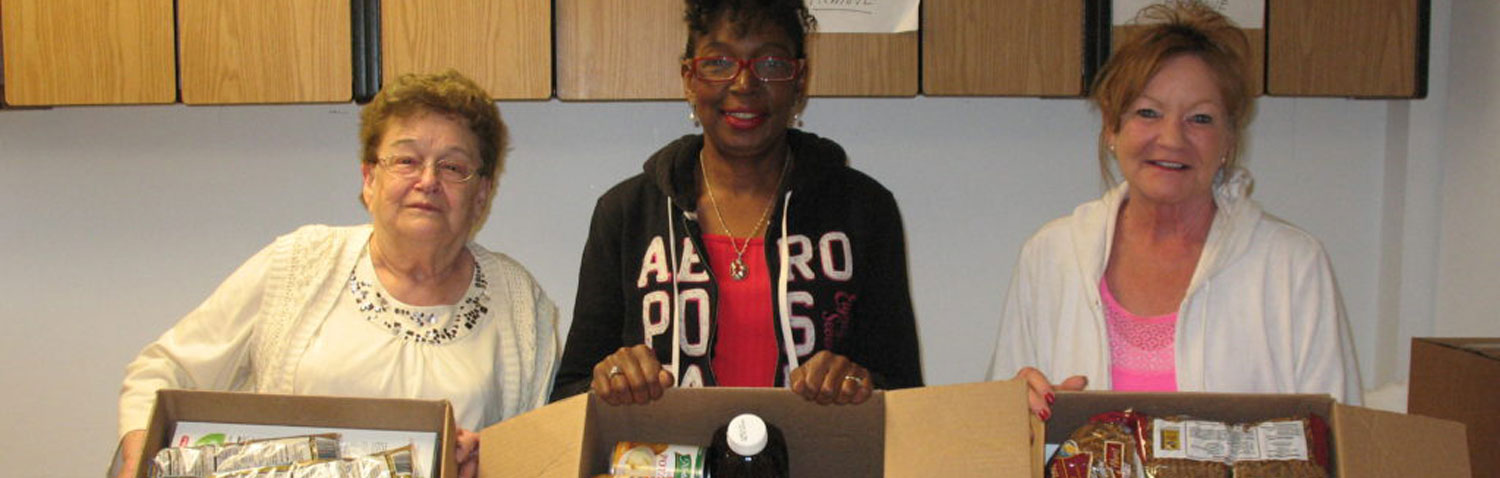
[
  {"xmin": 1142, "ymin": 416, "xmax": 1231, "ymax": 477},
  {"xmin": 1229, "ymin": 416, "xmax": 1330, "ymax": 478}
]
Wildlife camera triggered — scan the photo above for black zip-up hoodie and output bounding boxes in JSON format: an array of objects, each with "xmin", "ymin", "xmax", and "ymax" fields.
[{"xmin": 551, "ymin": 130, "xmax": 923, "ymax": 401}]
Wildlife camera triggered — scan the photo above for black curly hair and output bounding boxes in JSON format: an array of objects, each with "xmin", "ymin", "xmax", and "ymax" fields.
[{"xmin": 683, "ymin": 0, "xmax": 817, "ymax": 59}]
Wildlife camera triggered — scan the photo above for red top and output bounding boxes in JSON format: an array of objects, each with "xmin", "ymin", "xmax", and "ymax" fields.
[{"xmin": 703, "ymin": 234, "xmax": 778, "ymax": 387}]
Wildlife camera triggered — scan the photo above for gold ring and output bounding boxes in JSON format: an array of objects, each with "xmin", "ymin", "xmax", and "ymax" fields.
[
  {"xmin": 844, "ymin": 375, "xmax": 864, "ymax": 385},
  {"xmin": 607, "ymin": 365, "xmax": 622, "ymax": 377}
]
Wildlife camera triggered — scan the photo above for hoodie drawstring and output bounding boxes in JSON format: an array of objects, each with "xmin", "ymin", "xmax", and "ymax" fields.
[
  {"xmin": 776, "ymin": 191, "xmax": 799, "ymax": 374},
  {"xmin": 667, "ymin": 197, "xmax": 682, "ymax": 383}
]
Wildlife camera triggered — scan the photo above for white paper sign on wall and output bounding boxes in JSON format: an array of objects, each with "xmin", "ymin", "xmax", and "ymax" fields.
[{"xmin": 806, "ymin": 0, "xmax": 921, "ymax": 33}]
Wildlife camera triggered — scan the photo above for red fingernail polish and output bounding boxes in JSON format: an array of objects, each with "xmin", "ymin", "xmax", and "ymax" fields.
[
  {"xmin": 1040, "ymin": 409, "xmax": 1051, "ymax": 421},
  {"xmin": 1046, "ymin": 392, "xmax": 1055, "ymax": 404}
]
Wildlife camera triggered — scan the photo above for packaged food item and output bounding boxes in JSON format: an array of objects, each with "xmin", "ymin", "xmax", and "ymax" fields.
[
  {"xmin": 151, "ymin": 434, "xmax": 341, "ymax": 477},
  {"xmin": 608, "ymin": 441, "xmax": 707, "ymax": 478},
  {"xmin": 1229, "ymin": 416, "xmax": 1329, "ymax": 478},
  {"xmin": 1048, "ymin": 410, "xmax": 1147, "ymax": 478},
  {"xmin": 207, "ymin": 446, "xmax": 414, "ymax": 478},
  {"xmin": 1141, "ymin": 416, "xmax": 1231, "ymax": 477},
  {"xmin": 708, "ymin": 413, "xmax": 789, "ymax": 478}
]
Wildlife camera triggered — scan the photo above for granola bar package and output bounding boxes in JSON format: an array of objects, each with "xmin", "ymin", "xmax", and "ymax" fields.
[
  {"xmin": 150, "ymin": 434, "xmax": 341, "ymax": 477},
  {"xmin": 1048, "ymin": 410, "xmax": 1149, "ymax": 478},
  {"xmin": 208, "ymin": 446, "xmax": 414, "ymax": 478},
  {"xmin": 1140, "ymin": 416, "xmax": 1231, "ymax": 478},
  {"xmin": 1229, "ymin": 416, "xmax": 1330, "ymax": 478}
]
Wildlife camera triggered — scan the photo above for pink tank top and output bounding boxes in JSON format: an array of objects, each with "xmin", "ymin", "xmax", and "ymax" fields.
[{"xmin": 1100, "ymin": 278, "xmax": 1179, "ymax": 391}]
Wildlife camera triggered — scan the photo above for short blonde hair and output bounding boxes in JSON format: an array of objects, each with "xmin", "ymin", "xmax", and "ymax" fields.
[
  {"xmin": 359, "ymin": 70, "xmax": 507, "ymax": 180},
  {"xmin": 1091, "ymin": 0, "xmax": 1253, "ymax": 186}
]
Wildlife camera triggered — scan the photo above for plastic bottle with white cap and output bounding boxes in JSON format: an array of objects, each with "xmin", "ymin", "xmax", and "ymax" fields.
[{"xmin": 708, "ymin": 413, "xmax": 788, "ymax": 478}]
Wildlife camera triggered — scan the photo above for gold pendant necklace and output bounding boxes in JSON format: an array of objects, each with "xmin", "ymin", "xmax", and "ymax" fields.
[{"xmin": 701, "ymin": 150, "xmax": 791, "ymax": 281}]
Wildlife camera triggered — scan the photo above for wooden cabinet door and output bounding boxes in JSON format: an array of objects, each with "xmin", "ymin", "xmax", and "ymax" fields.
[
  {"xmin": 1267, "ymin": 0, "xmax": 1427, "ymax": 97},
  {"xmin": 383, "ymin": 0, "xmax": 552, "ymax": 100},
  {"xmin": 178, "ymin": 0, "xmax": 351, "ymax": 104},
  {"xmin": 556, "ymin": 0, "xmax": 683, "ymax": 100},
  {"xmin": 2, "ymin": 0, "xmax": 175, "ymax": 105},
  {"xmin": 806, "ymin": 32, "xmax": 919, "ymax": 97},
  {"xmin": 923, "ymin": 0, "xmax": 1086, "ymax": 96}
]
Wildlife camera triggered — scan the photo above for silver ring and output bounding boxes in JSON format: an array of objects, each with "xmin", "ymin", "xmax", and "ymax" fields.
[
  {"xmin": 607, "ymin": 365, "xmax": 622, "ymax": 377},
  {"xmin": 843, "ymin": 375, "xmax": 864, "ymax": 385}
]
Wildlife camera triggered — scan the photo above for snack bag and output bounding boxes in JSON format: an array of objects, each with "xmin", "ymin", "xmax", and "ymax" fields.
[
  {"xmin": 1229, "ymin": 416, "xmax": 1329, "ymax": 478},
  {"xmin": 1049, "ymin": 410, "xmax": 1148, "ymax": 478},
  {"xmin": 1141, "ymin": 416, "xmax": 1231, "ymax": 477}
]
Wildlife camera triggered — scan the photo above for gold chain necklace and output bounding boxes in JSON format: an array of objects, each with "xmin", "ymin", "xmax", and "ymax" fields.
[{"xmin": 700, "ymin": 150, "xmax": 791, "ymax": 281}]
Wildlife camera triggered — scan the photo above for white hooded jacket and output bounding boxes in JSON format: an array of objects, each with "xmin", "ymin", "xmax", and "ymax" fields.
[{"xmin": 987, "ymin": 168, "xmax": 1362, "ymax": 404}]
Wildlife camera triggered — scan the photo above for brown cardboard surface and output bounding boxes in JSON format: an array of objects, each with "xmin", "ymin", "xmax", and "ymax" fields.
[
  {"xmin": 884, "ymin": 380, "xmax": 1032, "ymax": 477},
  {"xmin": 481, "ymin": 383, "xmax": 1028, "ymax": 478},
  {"xmin": 139, "ymin": 390, "xmax": 457, "ymax": 478},
  {"xmin": 1333, "ymin": 403, "xmax": 1470, "ymax": 477},
  {"xmin": 1410, "ymin": 337, "xmax": 1499, "ymax": 478}
]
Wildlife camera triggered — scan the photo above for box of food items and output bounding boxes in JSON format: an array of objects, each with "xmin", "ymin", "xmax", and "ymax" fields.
[
  {"xmin": 480, "ymin": 380, "xmax": 1471, "ymax": 478},
  {"xmin": 477, "ymin": 380, "xmax": 1037, "ymax": 477},
  {"xmin": 1410, "ymin": 337, "xmax": 1500, "ymax": 478},
  {"xmin": 135, "ymin": 389, "xmax": 457, "ymax": 478},
  {"xmin": 1042, "ymin": 391, "xmax": 1471, "ymax": 478}
]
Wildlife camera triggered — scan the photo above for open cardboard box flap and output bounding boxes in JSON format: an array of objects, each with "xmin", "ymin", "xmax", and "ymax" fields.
[
  {"xmin": 139, "ymin": 390, "xmax": 459, "ymax": 478},
  {"xmin": 481, "ymin": 380, "xmax": 1031, "ymax": 478},
  {"xmin": 1332, "ymin": 403, "xmax": 1469, "ymax": 477}
]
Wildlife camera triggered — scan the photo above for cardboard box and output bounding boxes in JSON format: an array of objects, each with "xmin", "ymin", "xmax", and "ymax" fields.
[
  {"xmin": 1410, "ymin": 337, "xmax": 1500, "ymax": 478},
  {"xmin": 1047, "ymin": 391, "xmax": 1471, "ymax": 478},
  {"xmin": 479, "ymin": 380, "xmax": 1036, "ymax": 477},
  {"xmin": 136, "ymin": 390, "xmax": 458, "ymax": 478},
  {"xmin": 481, "ymin": 380, "xmax": 1469, "ymax": 478}
]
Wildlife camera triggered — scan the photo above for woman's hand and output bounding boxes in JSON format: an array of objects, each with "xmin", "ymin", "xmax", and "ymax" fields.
[
  {"xmin": 1014, "ymin": 367, "xmax": 1089, "ymax": 421},
  {"xmin": 456, "ymin": 428, "xmax": 479, "ymax": 478},
  {"xmin": 592, "ymin": 345, "xmax": 675, "ymax": 405},
  {"xmin": 789, "ymin": 351, "xmax": 873, "ymax": 405},
  {"xmin": 114, "ymin": 429, "xmax": 146, "ymax": 478}
]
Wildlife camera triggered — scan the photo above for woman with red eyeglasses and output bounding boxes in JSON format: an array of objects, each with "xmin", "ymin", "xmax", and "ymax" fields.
[{"xmin": 551, "ymin": 0, "xmax": 922, "ymax": 406}]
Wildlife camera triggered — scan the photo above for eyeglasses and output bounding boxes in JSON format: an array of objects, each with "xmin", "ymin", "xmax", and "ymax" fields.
[
  {"xmin": 687, "ymin": 56, "xmax": 803, "ymax": 82},
  {"xmin": 377, "ymin": 155, "xmax": 480, "ymax": 183}
]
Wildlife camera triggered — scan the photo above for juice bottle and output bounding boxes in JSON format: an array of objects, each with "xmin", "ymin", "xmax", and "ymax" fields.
[{"xmin": 708, "ymin": 413, "xmax": 788, "ymax": 478}]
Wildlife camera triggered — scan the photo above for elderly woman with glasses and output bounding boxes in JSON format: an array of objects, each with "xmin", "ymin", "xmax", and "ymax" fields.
[
  {"xmin": 112, "ymin": 71, "xmax": 557, "ymax": 478},
  {"xmin": 551, "ymin": 0, "xmax": 923, "ymax": 407}
]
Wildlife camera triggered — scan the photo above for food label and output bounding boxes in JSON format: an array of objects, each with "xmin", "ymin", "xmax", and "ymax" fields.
[
  {"xmin": 1152, "ymin": 419, "xmax": 1231, "ymax": 461},
  {"xmin": 609, "ymin": 442, "xmax": 705, "ymax": 478},
  {"xmin": 1233, "ymin": 420, "xmax": 1310, "ymax": 461}
]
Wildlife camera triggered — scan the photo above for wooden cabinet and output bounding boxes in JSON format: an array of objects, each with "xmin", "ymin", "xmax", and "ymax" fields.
[
  {"xmin": 2, "ymin": 0, "xmax": 176, "ymax": 105},
  {"xmin": 382, "ymin": 0, "xmax": 551, "ymax": 100},
  {"xmin": 556, "ymin": 0, "xmax": 917, "ymax": 100},
  {"xmin": 555, "ymin": 0, "xmax": 683, "ymax": 100},
  {"xmin": 923, "ymin": 0, "xmax": 1087, "ymax": 96},
  {"xmin": 1267, "ymin": 0, "xmax": 1427, "ymax": 97},
  {"xmin": 178, "ymin": 0, "xmax": 350, "ymax": 104},
  {"xmin": 806, "ymin": 33, "xmax": 919, "ymax": 97}
]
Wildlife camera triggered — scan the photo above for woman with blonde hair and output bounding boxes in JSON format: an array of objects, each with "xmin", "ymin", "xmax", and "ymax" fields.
[{"xmin": 988, "ymin": 0, "xmax": 1361, "ymax": 420}]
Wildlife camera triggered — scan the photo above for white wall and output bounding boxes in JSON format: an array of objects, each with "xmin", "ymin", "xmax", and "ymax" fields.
[
  {"xmin": 1436, "ymin": 0, "xmax": 1500, "ymax": 337},
  {"xmin": 3, "ymin": 2, "xmax": 1491, "ymax": 474}
]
